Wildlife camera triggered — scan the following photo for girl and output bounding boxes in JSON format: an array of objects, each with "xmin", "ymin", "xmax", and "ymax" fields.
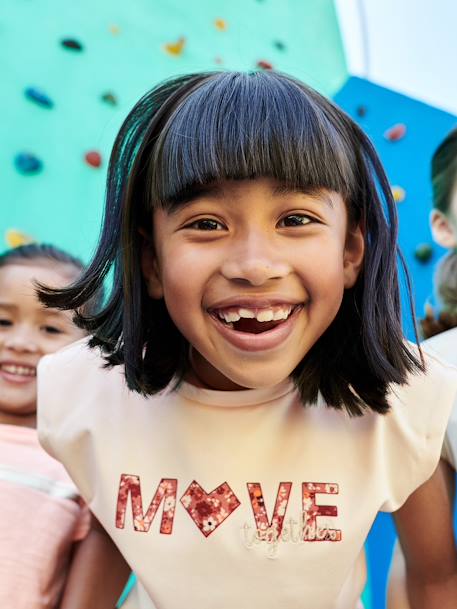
[
  {"xmin": 389, "ymin": 128, "xmax": 457, "ymax": 609},
  {"xmin": 36, "ymin": 71, "xmax": 457, "ymax": 609},
  {"xmin": 0, "ymin": 243, "xmax": 130, "ymax": 608}
]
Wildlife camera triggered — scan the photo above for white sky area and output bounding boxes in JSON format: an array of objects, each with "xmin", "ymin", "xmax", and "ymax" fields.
[{"xmin": 334, "ymin": 0, "xmax": 457, "ymax": 115}]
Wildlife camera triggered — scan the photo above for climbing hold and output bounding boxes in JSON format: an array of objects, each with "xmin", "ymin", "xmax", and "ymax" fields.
[
  {"xmin": 61, "ymin": 38, "xmax": 84, "ymax": 51},
  {"xmin": 109, "ymin": 24, "xmax": 121, "ymax": 35},
  {"xmin": 14, "ymin": 152, "xmax": 43, "ymax": 175},
  {"xmin": 384, "ymin": 123, "xmax": 407, "ymax": 142},
  {"xmin": 164, "ymin": 37, "xmax": 186, "ymax": 56},
  {"xmin": 257, "ymin": 60, "xmax": 273, "ymax": 70},
  {"xmin": 273, "ymin": 40, "xmax": 286, "ymax": 51},
  {"xmin": 84, "ymin": 151, "xmax": 102, "ymax": 168},
  {"xmin": 24, "ymin": 87, "xmax": 54, "ymax": 109},
  {"xmin": 391, "ymin": 185, "xmax": 406, "ymax": 203},
  {"xmin": 5, "ymin": 229, "xmax": 35, "ymax": 248},
  {"xmin": 214, "ymin": 19, "xmax": 227, "ymax": 31},
  {"xmin": 414, "ymin": 243, "xmax": 433, "ymax": 263},
  {"xmin": 356, "ymin": 105, "xmax": 367, "ymax": 118},
  {"xmin": 101, "ymin": 91, "xmax": 118, "ymax": 106},
  {"xmin": 214, "ymin": 56, "xmax": 223, "ymax": 65}
]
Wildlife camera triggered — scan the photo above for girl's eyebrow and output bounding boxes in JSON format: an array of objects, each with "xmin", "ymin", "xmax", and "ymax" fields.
[
  {"xmin": 0, "ymin": 302, "xmax": 16, "ymax": 310},
  {"xmin": 167, "ymin": 184, "xmax": 224, "ymax": 213},
  {"xmin": 272, "ymin": 184, "xmax": 334, "ymax": 207}
]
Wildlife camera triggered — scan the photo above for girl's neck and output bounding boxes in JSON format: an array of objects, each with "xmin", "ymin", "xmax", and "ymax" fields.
[{"xmin": 0, "ymin": 411, "xmax": 36, "ymax": 429}]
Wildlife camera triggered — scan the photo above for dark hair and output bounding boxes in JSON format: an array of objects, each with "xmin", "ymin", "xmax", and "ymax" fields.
[
  {"xmin": 0, "ymin": 243, "xmax": 103, "ymax": 317},
  {"xmin": 421, "ymin": 252, "xmax": 457, "ymax": 339},
  {"xmin": 38, "ymin": 70, "xmax": 423, "ymax": 416},
  {"xmin": 431, "ymin": 127, "xmax": 457, "ymax": 214}
]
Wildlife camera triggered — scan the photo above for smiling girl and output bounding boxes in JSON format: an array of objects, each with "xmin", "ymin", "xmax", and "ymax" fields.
[
  {"xmin": 37, "ymin": 71, "xmax": 457, "ymax": 609},
  {"xmin": 0, "ymin": 243, "xmax": 130, "ymax": 608}
]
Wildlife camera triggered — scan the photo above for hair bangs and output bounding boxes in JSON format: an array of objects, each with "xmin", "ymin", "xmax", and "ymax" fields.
[{"xmin": 148, "ymin": 71, "xmax": 357, "ymax": 208}]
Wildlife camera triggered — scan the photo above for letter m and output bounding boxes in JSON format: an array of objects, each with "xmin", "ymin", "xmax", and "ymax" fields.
[{"xmin": 115, "ymin": 474, "xmax": 177, "ymax": 534}]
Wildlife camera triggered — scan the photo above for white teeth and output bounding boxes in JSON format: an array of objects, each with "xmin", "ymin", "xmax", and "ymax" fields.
[
  {"xmin": 1, "ymin": 364, "xmax": 35, "ymax": 377},
  {"xmin": 257, "ymin": 310, "xmax": 274, "ymax": 322},
  {"xmin": 216, "ymin": 305, "xmax": 295, "ymax": 324},
  {"xmin": 238, "ymin": 308, "xmax": 255, "ymax": 319}
]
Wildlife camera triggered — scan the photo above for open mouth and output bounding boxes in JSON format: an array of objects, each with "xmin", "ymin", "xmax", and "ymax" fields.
[
  {"xmin": 0, "ymin": 363, "xmax": 36, "ymax": 379},
  {"xmin": 210, "ymin": 304, "xmax": 301, "ymax": 334}
]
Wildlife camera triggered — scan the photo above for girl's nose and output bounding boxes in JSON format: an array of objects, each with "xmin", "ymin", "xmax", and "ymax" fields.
[
  {"xmin": 4, "ymin": 329, "xmax": 39, "ymax": 354},
  {"xmin": 221, "ymin": 240, "xmax": 291, "ymax": 287}
]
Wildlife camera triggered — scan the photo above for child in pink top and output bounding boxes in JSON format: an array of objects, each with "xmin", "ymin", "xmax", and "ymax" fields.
[{"xmin": 0, "ymin": 244, "xmax": 129, "ymax": 608}]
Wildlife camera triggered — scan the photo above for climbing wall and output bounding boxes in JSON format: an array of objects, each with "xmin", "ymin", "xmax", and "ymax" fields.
[
  {"xmin": 335, "ymin": 76, "xmax": 457, "ymax": 609},
  {"xmin": 0, "ymin": 0, "xmax": 347, "ymax": 259}
]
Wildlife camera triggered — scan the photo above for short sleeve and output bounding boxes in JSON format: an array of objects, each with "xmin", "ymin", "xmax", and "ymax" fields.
[
  {"xmin": 37, "ymin": 337, "xmax": 112, "ymax": 506},
  {"xmin": 380, "ymin": 346, "xmax": 457, "ymax": 512}
]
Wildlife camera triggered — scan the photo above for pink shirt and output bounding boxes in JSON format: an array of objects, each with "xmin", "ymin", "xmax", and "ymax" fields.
[{"xmin": 0, "ymin": 424, "xmax": 90, "ymax": 609}]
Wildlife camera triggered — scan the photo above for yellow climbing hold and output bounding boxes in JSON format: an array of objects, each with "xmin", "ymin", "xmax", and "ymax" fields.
[
  {"xmin": 109, "ymin": 24, "xmax": 121, "ymax": 35},
  {"xmin": 5, "ymin": 229, "xmax": 35, "ymax": 248},
  {"xmin": 215, "ymin": 19, "xmax": 228, "ymax": 31},
  {"xmin": 391, "ymin": 185, "xmax": 406, "ymax": 203},
  {"xmin": 164, "ymin": 37, "xmax": 186, "ymax": 56}
]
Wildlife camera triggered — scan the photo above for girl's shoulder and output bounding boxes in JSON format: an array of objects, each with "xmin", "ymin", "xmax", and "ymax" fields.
[{"xmin": 422, "ymin": 327, "xmax": 457, "ymax": 367}]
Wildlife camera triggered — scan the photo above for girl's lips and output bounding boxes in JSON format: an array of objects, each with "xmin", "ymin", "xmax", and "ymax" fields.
[
  {"xmin": 209, "ymin": 305, "xmax": 303, "ymax": 352},
  {"xmin": 0, "ymin": 362, "xmax": 37, "ymax": 385},
  {"xmin": 0, "ymin": 369, "xmax": 36, "ymax": 385}
]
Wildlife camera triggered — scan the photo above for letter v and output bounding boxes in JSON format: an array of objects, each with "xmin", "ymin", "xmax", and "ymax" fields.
[{"xmin": 247, "ymin": 482, "xmax": 292, "ymax": 535}]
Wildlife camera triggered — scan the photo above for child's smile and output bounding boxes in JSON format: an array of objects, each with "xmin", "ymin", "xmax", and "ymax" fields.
[{"xmin": 143, "ymin": 178, "xmax": 364, "ymax": 391}]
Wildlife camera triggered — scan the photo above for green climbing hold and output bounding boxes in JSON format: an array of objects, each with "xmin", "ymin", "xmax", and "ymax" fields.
[{"xmin": 414, "ymin": 243, "xmax": 433, "ymax": 263}]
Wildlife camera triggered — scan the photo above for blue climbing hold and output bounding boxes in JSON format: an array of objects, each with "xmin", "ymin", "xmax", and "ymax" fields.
[
  {"xmin": 24, "ymin": 87, "xmax": 54, "ymax": 108},
  {"xmin": 14, "ymin": 152, "xmax": 43, "ymax": 175}
]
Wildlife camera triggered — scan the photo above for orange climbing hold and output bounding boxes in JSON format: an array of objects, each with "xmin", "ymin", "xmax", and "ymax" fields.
[
  {"xmin": 164, "ymin": 37, "xmax": 186, "ymax": 56},
  {"xmin": 214, "ymin": 19, "xmax": 228, "ymax": 31},
  {"xmin": 109, "ymin": 24, "xmax": 121, "ymax": 35}
]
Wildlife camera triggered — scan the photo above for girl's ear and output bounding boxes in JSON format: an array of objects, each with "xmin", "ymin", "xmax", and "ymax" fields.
[
  {"xmin": 430, "ymin": 210, "xmax": 457, "ymax": 249},
  {"xmin": 140, "ymin": 230, "xmax": 164, "ymax": 299},
  {"xmin": 343, "ymin": 223, "xmax": 365, "ymax": 289}
]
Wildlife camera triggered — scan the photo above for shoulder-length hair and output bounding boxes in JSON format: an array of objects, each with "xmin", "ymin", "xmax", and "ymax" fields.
[
  {"xmin": 432, "ymin": 126, "xmax": 457, "ymax": 214},
  {"xmin": 38, "ymin": 70, "xmax": 423, "ymax": 416}
]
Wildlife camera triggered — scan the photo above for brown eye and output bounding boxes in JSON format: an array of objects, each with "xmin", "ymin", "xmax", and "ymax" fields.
[
  {"xmin": 278, "ymin": 214, "xmax": 313, "ymax": 227},
  {"xmin": 0, "ymin": 318, "xmax": 12, "ymax": 327},
  {"xmin": 42, "ymin": 325, "xmax": 63, "ymax": 335},
  {"xmin": 186, "ymin": 219, "xmax": 225, "ymax": 231}
]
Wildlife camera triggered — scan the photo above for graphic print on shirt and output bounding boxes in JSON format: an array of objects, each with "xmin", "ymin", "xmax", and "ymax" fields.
[
  {"xmin": 180, "ymin": 480, "xmax": 241, "ymax": 537},
  {"xmin": 115, "ymin": 475, "xmax": 177, "ymax": 533},
  {"xmin": 115, "ymin": 476, "xmax": 342, "ymax": 550}
]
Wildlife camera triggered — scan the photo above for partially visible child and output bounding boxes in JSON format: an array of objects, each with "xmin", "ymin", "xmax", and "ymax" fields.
[
  {"xmin": 0, "ymin": 243, "xmax": 129, "ymax": 608},
  {"xmin": 388, "ymin": 128, "xmax": 457, "ymax": 608}
]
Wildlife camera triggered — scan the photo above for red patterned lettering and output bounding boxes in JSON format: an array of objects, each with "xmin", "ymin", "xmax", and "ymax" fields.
[
  {"xmin": 247, "ymin": 482, "xmax": 292, "ymax": 537},
  {"xmin": 115, "ymin": 474, "xmax": 177, "ymax": 534}
]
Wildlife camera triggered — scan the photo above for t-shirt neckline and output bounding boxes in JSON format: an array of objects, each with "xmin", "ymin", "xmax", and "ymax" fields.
[{"xmin": 175, "ymin": 378, "xmax": 295, "ymax": 407}]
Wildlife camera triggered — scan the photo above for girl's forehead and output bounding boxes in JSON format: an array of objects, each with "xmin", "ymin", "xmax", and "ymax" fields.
[{"xmin": 0, "ymin": 260, "xmax": 78, "ymax": 292}]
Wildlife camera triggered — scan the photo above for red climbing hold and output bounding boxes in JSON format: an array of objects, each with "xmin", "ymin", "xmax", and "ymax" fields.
[
  {"xmin": 384, "ymin": 123, "xmax": 407, "ymax": 142},
  {"xmin": 257, "ymin": 60, "xmax": 273, "ymax": 70},
  {"xmin": 84, "ymin": 151, "xmax": 102, "ymax": 168}
]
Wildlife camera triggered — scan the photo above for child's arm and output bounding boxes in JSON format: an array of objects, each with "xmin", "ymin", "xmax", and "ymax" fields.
[
  {"xmin": 59, "ymin": 514, "xmax": 131, "ymax": 609},
  {"xmin": 391, "ymin": 460, "xmax": 457, "ymax": 609}
]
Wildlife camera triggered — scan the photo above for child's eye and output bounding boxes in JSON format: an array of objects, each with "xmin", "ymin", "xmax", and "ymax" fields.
[
  {"xmin": 42, "ymin": 325, "xmax": 63, "ymax": 335},
  {"xmin": 0, "ymin": 318, "xmax": 12, "ymax": 327},
  {"xmin": 278, "ymin": 214, "xmax": 314, "ymax": 227},
  {"xmin": 185, "ymin": 218, "xmax": 225, "ymax": 231}
]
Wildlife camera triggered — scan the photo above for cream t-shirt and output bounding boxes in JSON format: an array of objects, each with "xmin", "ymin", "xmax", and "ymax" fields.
[
  {"xmin": 37, "ymin": 339, "xmax": 457, "ymax": 609},
  {"xmin": 422, "ymin": 328, "xmax": 457, "ymax": 467}
]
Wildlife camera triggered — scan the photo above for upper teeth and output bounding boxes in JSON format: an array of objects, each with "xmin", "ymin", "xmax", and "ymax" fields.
[
  {"xmin": 216, "ymin": 305, "xmax": 294, "ymax": 323},
  {"xmin": 1, "ymin": 364, "xmax": 36, "ymax": 377}
]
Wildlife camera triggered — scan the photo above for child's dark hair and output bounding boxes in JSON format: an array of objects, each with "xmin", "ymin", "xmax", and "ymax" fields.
[
  {"xmin": 38, "ymin": 70, "xmax": 423, "ymax": 416},
  {"xmin": 1, "ymin": 243, "xmax": 102, "ymax": 317},
  {"xmin": 431, "ymin": 126, "xmax": 457, "ymax": 214},
  {"xmin": 421, "ymin": 252, "xmax": 457, "ymax": 339}
]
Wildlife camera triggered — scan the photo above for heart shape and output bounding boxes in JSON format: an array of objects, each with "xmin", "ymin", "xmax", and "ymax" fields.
[{"xmin": 180, "ymin": 480, "xmax": 241, "ymax": 537}]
